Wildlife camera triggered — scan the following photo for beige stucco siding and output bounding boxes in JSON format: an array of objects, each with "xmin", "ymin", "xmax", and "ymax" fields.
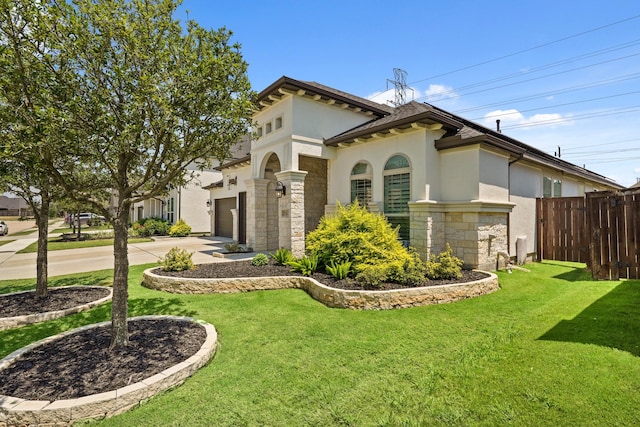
[
  {"xmin": 327, "ymin": 130, "xmax": 440, "ymax": 206},
  {"xmin": 478, "ymin": 149, "xmax": 509, "ymax": 201},
  {"xmin": 291, "ymin": 96, "xmax": 373, "ymax": 141},
  {"xmin": 440, "ymin": 146, "xmax": 480, "ymax": 202}
]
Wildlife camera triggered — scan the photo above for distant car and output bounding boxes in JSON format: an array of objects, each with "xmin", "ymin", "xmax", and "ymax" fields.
[{"xmin": 0, "ymin": 220, "xmax": 8, "ymax": 236}]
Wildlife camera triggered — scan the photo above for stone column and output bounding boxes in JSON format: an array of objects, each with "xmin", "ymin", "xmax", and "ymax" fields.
[
  {"xmin": 275, "ymin": 170, "xmax": 308, "ymax": 257},
  {"xmin": 244, "ymin": 178, "xmax": 270, "ymax": 251},
  {"xmin": 230, "ymin": 208, "xmax": 238, "ymax": 243},
  {"xmin": 409, "ymin": 201, "xmax": 445, "ymax": 261}
]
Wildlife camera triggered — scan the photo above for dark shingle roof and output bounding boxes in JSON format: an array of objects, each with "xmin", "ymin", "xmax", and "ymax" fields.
[{"xmin": 257, "ymin": 76, "xmax": 393, "ymax": 116}]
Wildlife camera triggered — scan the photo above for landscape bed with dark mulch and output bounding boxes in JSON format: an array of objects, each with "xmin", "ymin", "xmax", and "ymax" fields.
[
  {"xmin": 0, "ymin": 317, "xmax": 206, "ymax": 400},
  {"xmin": 0, "ymin": 286, "xmax": 111, "ymax": 318},
  {"xmin": 154, "ymin": 259, "xmax": 490, "ymax": 290}
]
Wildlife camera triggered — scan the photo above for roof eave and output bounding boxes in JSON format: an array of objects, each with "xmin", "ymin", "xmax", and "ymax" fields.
[{"xmin": 324, "ymin": 111, "xmax": 463, "ymax": 147}]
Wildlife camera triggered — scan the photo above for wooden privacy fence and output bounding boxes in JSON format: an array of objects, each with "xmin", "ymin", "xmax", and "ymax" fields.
[{"xmin": 537, "ymin": 189, "xmax": 640, "ymax": 280}]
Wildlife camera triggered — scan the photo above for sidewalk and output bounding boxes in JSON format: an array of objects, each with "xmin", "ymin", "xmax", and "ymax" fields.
[{"xmin": 0, "ymin": 227, "xmax": 253, "ymax": 280}]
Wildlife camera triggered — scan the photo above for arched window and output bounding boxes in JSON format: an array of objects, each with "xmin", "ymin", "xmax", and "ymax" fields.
[
  {"xmin": 384, "ymin": 155, "xmax": 411, "ymax": 240},
  {"xmin": 350, "ymin": 162, "xmax": 372, "ymax": 206}
]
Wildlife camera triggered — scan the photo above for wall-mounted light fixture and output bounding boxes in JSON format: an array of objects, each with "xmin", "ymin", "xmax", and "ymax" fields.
[
  {"xmin": 275, "ymin": 181, "xmax": 286, "ymax": 198},
  {"xmin": 206, "ymin": 199, "xmax": 211, "ymax": 207}
]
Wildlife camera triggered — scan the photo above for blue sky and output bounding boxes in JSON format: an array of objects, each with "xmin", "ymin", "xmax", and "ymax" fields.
[{"xmin": 178, "ymin": 0, "xmax": 640, "ymax": 187}]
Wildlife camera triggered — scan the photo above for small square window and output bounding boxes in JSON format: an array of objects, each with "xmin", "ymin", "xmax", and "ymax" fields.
[
  {"xmin": 275, "ymin": 117, "xmax": 283, "ymax": 129},
  {"xmin": 256, "ymin": 127, "xmax": 263, "ymax": 138},
  {"xmin": 266, "ymin": 122, "xmax": 272, "ymax": 134}
]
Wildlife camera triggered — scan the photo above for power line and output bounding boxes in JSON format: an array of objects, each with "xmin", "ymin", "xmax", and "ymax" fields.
[
  {"xmin": 423, "ymin": 51, "xmax": 640, "ymax": 103},
  {"xmin": 500, "ymin": 105, "xmax": 640, "ymax": 130},
  {"xmin": 452, "ymin": 72, "xmax": 640, "ymax": 114},
  {"xmin": 408, "ymin": 13, "xmax": 640, "ymax": 84},
  {"xmin": 561, "ymin": 137, "xmax": 640, "ymax": 152},
  {"xmin": 470, "ymin": 90, "xmax": 640, "ymax": 122},
  {"xmin": 419, "ymin": 39, "xmax": 640, "ymax": 102}
]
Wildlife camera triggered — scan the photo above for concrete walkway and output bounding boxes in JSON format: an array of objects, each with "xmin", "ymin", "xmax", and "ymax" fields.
[{"xmin": 0, "ymin": 223, "xmax": 253, "ymax": 280}]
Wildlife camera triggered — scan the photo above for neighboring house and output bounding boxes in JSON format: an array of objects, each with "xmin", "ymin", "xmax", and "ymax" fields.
[
  {"xmin": 129, "ymin": 164, "xmax": 218, "ymax": 233},
  {"xmin": 206, "ymin": 76, "xmax": 623, "ymax": 270},
  {"xmin": 0, "ymin": 195, "xmax": 29, "ymax": 216}
]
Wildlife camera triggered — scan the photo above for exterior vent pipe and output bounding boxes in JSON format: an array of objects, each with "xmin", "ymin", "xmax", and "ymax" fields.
[{"xmin": 496, "ymin": 119, "xmax": 501, "ymax": 133}]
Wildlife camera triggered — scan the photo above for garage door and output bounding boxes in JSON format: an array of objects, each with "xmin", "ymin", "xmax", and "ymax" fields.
[{"xmin": 215, "ymin": 197, "xmax": 236, "ymax": 238}]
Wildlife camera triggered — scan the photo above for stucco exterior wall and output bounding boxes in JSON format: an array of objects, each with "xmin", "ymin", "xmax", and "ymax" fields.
[
  {"xmin": 174, "ymin": 169, "xmax": 218, "ymax": 233},
  {"xmin": 327, "ymin": 129, "xmax": 441, "ymax": 205},
  {"xmin": 440, "ymin": 147, "xmax": 480, "ymax": 201},
  {"xmin": 479, "ymin": 149, "xmax": 509, "ymax": 201}
]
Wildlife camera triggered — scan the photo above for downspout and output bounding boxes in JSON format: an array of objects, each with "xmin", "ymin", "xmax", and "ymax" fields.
[{"xmin": 507, "ymin": 153, "xmax": 525, "ymax": 255}]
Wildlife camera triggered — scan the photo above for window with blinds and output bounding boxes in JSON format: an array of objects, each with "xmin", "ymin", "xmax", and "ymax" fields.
[
  {"xmin": 351, "ymin": 162, "xmax": 372, "ymax": 205},
  {"xmin": 383, "ymin": 155, "xmax": 411, "ymax": 240}
]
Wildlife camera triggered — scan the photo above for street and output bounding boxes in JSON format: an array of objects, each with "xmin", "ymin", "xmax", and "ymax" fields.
[{"xmin": 0, "ymin": 221, "xmax": 252, "ymax": 280}]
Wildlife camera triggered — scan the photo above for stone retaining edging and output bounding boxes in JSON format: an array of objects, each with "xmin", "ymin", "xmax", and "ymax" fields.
[
  {"xmin": 142, "ymin": 268, "xmax": 499, "ymax": 310},
  {"xmin": 0, "ymin": 286, "xmax": 113, "ymax": 331},
  {"xmin": 0, "ymin": 315, "xmax": 217, "ymax": 426}
]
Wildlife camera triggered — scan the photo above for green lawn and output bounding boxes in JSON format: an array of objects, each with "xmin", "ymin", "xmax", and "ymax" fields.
[
  {"xmin": 16, "ymin": 237, "xmax": 153, "ymax": 253},
  {"xmin": 0, "ymin": 261, "xmax": 638, "ymax": 426}
]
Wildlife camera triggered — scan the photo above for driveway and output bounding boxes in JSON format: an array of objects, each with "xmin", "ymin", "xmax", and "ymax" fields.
[{"xmin": 0, "ymin": 234, "xmax": 253, "ymax": 281}]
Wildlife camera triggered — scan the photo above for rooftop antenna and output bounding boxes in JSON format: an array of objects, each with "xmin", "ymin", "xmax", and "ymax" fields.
[{"xmin": 386, "ymin": 68, "xmax": 413, "ymax": 106}]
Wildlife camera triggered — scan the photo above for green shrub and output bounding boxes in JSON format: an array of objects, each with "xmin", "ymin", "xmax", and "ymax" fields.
[
  {"xmin": 224, "ymin": 241, "xmax": 246, "ymax": 253},
  {"xmin": 169, "ymin": 219, "xmax": 191, "ymax": 237},
  {"xmin": 287, "ymin": 254, "xmax": 319, "ymax": 276},
  {"xmin": 159, "ymin": 247, "xmax": 194, "ymax": 272},
  {"xmin": 355, "ymin": 265, "xmax": 387, "ymax": 289},
  {"xmin": 270, "ymin": 248, "xmax": 294, "ymax": 265},
  {"xmin": 325, "ymin": 260, "xmax": 352, "ymax": 279},
  {"xmin": 131, "ymin": 217, "xmax": 170, "ymax": 237},
  {"xmin": 305, "ymin": 201, "xmax": 419, "ymax": 280},
  {"xmin": 252, "ymin": 253, "xmax": 269, "ymax": 266},
  {"xmin": 424, "ymin": 243, "xmax": 463, "ymax": 280}
]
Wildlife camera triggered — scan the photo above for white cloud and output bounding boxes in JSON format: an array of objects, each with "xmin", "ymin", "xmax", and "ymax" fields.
[
  {"xmin": 366, "ymin": 89, "xmax": 396, "ymax": 106},
  {"xmin": 424, "ymin": 84, "xmax": 458, "ymax": 101},
  {"xmin": 483, "ymin": 109, "xmax": 574, "ymax": 130}
]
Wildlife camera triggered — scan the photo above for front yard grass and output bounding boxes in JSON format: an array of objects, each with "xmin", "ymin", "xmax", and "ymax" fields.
[
  {"xmin": 16, "ymin": 237, "xmax": 153, "ymax": 253},
  {"xmin": 0, "ymin": 261, "xmax": 638, "ymax": 426}
]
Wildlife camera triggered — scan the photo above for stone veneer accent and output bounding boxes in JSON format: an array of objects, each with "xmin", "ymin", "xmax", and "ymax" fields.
[
  {"xmin": 0, "ymin": 316, "xmax": 217, "ymax": 427},
  {"xmin": 409, "ymin": 201, "xmax": 512, "ymax": 271},
  {"xmin": 276, "ymin": 170, "xmax": 308, "ymax": 257},
  {"xmin": 0, "ymin": 286, "xmax": 113, "ymax": 332},
  {"xmin": 142, "ymin": 267, "xmax": 499, "ymax": 310}
]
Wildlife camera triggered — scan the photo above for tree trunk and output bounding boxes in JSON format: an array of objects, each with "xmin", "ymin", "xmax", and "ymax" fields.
[
  {"xmin": 110, "ymin": 202, "xmax": 131, "ymax": 349},
  {"xmin": 34, "ymin": 197, "xmax": 50, "ymax": 298}
]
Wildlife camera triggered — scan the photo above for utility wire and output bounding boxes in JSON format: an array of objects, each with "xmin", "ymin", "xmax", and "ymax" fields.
[
  {"xmin": 408, "ymin": 13, "xmax": 640, "ymax": 84},
  {"xmin": 424, "ymin": 52, "xmax": 640, "ymax": 103},
  {"xmin": 561, "ymin": 137, "xmax": 640, "ymax": 152},
  {"xmin": 500, "ymin": 105, "xmax": 640, "ymax": 129},
  {"xmin": 452, "ymin": 72, "xmax": 640, "ymax": 114},
  {"xmin": 418, "ymin": 39, "xmax": 640, "ymax": 102},
  {"xmin": 471, "ymin": 90, "xmax": 640, "ymax": 121}
]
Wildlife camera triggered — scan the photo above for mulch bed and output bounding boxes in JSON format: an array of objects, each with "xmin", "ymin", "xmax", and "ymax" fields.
[
  {"xmin": 0, "ymin": 286, "xmax": 110, "ymax": 318},
  {"xmin": 0, "ymin": 317, "xmax": 206, "ymax": 400},
  {"xmin": 154, "ymin": 259, "xmax": 489, "ymax": 290}
]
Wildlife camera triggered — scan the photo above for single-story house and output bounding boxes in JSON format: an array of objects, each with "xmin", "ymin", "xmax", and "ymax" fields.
[{"xmin": 206, "ymin": 76, "xmax": 624, "ymax": 270}]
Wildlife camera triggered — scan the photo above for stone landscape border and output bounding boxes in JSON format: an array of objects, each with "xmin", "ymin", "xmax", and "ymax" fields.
[
  {"xmin": 142, "ymin": 267, "xmax": 499, "ymax": 310},
  {"xmin": 0, "ymin": 286, "xmax": 113, "ymax": 331},
  {"xmin": 0, "ymin": 315, "xmax": 217, "ymax": 426}
]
